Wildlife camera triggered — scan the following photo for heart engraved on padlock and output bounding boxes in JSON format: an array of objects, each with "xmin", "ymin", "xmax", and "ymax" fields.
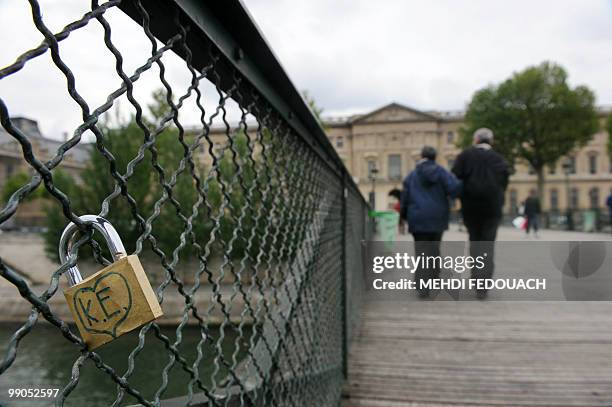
[
  {"xmin": 60, "ymin": 215, "xmax": 163, "ymax": 350},
  {"xmin": 72, "ymin": 270, "xmax": 132, "ymax": 338}
]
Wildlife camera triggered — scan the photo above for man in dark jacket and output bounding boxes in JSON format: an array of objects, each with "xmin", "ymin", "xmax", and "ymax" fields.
[
  {"xmin": 401, "ymin": 146, "xmax": 461, "ymax": 297},
  {"xmin": 524, "ymin": 190, "xmax": 541, "ymax": 237},
  {"xmin": 452, "ymin": 128, "xmax": 509, "ymax": 299}
]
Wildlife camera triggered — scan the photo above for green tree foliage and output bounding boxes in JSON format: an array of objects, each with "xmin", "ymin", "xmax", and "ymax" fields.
[
  {"xmin": 211, "ymin": 129, "xmax": 305, "ymax": 263},
  {"xmin": 460, "ymin": 61, "xmax": 598, "ymax": 200},
  {"xmin": 2, "ymin": 171, "xmax": 44, "ymax": 203},
  {"xmin": 43, "ymin": 90, "xmax": 202, "ymax": 262},
  {"xmin": 302, "ymin": 90, "xmax": 325, "ymax": 129},
  {"xmin": 43, "ymin": 169, "xmax": 80, "ymax": 260},
  {"xmin": 147, "ymin": 88, "xmax": 173, "ymax": 122},
  {"xmin": 41, "ymin": 90, "xmax": 306, "ymax": 268}
]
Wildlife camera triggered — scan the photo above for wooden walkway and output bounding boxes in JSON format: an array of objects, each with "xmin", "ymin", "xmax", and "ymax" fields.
[{"xmin": 343, "ymin": 299, "xmax": 612, "ymax": 406}]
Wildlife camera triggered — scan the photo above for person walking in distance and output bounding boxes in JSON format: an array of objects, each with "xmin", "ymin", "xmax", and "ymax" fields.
[
  {"xmin": 388, "ymin": 188, "xmax": 405, "ymax": 234},
  {"xmin": 524, "ymin": 190, "xmax": 541, "ymax": 238},
  {"xmin": 606, "ymin": 190, "xmax": 612, "ymax": 232},
  {"xmin": 401, "ymin": 146, "xmax": 461, "ymax": 298},
  {"xmin": 452, "ymin": 128, "xmax": 510, "ymax": 299}
]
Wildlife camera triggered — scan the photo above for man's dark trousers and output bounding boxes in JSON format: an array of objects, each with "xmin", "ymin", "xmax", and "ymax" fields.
[
  {"xmin": 412, "ymin": 232, "xmax": 443, "ymax": 295},
  {"xmin": 463, "ymin": 216, "xmax": 499, "ymax": 282}
]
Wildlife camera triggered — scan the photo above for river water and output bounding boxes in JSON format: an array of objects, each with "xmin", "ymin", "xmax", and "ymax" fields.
[{"xmin": 0, "ymin": 323, "xmax": 251, "ymax": 406}]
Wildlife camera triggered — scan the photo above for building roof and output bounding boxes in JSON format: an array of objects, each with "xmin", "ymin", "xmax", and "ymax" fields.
[
  {"xmin": 0, "ymin": 117, "xmax": 91, "ymax": 165},
  {"xmin": 323, "ymin": 103, "xmax": 466, "ymax": 127},
  {"xmin": 155, "ymin": 103, "xmax": 612, "ymax": 135},
  {"xmin": 323, "ymin": 102, "xmax": 612, "ymax": 128},
  {"xmin": 353, "ymin": 102, "xmax": 441, "ymax": 123}
]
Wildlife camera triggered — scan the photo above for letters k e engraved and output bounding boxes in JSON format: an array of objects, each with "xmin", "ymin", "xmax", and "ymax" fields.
[
  {"xmin": 64, "ymin": 256, "xmax": 163, "ymax": 350},
  {"xmin": 72, "ymin": 271, "xmax": 132, "ymax": 338}
]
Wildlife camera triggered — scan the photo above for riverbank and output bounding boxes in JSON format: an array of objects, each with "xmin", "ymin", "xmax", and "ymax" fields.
[
  {"xmin": 0, "ymin": 232, "xmax": 268, "ymax": 325},
  {"xmin": 0, "ymin": 284, "xmax": 260, "ymax": 326}
]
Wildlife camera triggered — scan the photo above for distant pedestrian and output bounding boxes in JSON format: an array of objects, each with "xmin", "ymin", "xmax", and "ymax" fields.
[
  {"xmin": 524, "ymin": 190, "xmax": 541, "ymax": 238},
  {"xmin": 388, "ymin": 188, "xmax": 405, "ymax": 234},
  {"xmin": 452, "ymin": 128, "xmax": 510, "ymax": 299},
  {"xmin": 401, "ymin": 146, "xmax": 461, "ymax": 298},
  {"xmin": 607, "ymin": 191, "xmax": 612, "ymax": 231}
]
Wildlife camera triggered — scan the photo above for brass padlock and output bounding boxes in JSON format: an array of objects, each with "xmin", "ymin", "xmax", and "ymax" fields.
[{"xmin": 59, "ymin": 215, "xmax": 163, "ymax": 350}]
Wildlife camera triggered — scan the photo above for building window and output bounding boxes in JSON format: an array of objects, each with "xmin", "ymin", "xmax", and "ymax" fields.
[
  {"xmin": 550, "ymin": 189, "xmax": 558, "ymax": 211},
  {"xmin": 570, "ymin": 188, "xmax": 579, "ymax": 209},
  {"xmin": 589, "ymin": 187, "xmax": 599, "ymax": 209},
  {"xmin": 509, "ymin": 189, "xmax": 518, "ymax": 213},
  {"xmin": 367, "ymin": 159, "xmax": 377, "ymax": 177},
  {"xmin": 446, "ymin": 131, "xmax": 454, "ymax": 143},
  {"xmin": 589, "ymin": 155, "xmax": 597, "ymax": 174},
  {"xmin": 388, "ymin": 154, "xmax": 402, "ymax": 180},
  {"xmin": 447, "ymin": 158, "xmax": 455, "ymax": 169},
  {"xmin": 567, "ymin": 156, "xmax": 576, "ymax": 174},
  {"xmin": 528, "ymin": 164, "xmax": 535, "ymax": 175},
  {"xmin": 548, "ymin": 164, "xmax": 556, "ymax": 175},
  {"xmin": 336, "ymin": 136, "xmax": 344, "ymax": 149}
]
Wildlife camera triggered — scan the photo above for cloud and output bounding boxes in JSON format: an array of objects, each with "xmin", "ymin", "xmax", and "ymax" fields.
[
  {"xmin": 244, "ymin": 0, "xmax": 612, "ymax": 114},
  {"xmin": 0, "ymin": 1, "xmax": 239, "ymax": 141},
  {"xmin": 1, "ymin": 0, "xmax": 611, "ymax": 140}
]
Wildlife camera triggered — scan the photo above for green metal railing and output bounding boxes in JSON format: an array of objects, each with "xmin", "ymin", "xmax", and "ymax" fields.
[{"xmin": 0, "ymin": 0, "xmax": 370, "ymax": 405}]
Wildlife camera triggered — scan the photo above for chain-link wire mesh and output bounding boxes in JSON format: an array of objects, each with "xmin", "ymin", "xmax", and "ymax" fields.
[{"xmin": 0, "ymin": 0, "xmax": 370, "ymax": 405}]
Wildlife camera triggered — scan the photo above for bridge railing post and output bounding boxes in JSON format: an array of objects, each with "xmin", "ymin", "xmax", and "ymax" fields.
[{"xmin": 341, "ymin": 171, "xmax": 349, "ymax": 379}]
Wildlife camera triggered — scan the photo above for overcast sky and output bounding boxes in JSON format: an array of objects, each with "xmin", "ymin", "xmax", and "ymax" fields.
[
  {"xmin": 1, "ymin": 0, "xmax": 611, "ymax": 140},
  {"xmin": 244, "ymin": 0, "xmax": 612, "ymax": 117}
]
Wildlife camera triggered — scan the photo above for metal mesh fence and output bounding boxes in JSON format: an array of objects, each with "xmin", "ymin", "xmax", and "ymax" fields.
[{"xmin": 0, "ymin": 0, "xmax": 370, "ymax": 406}]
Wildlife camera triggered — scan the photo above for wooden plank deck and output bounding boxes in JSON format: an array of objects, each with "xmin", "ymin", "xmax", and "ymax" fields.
[{"xmin": 343, "ymin": 299, "xmax": 612, "ymax": 406}]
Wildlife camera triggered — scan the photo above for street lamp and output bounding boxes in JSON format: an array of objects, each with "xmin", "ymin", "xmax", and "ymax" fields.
[
  {"xmin": 368, "ymin": 167, "xmax": 378, "ymax": 209},
  {"xmin": 562, "ymin": 158, "xmax": 574, "ymax": 231}
]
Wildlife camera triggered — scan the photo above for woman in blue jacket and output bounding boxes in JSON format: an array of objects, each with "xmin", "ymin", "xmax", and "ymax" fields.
[{"xmin": 400, "ymin": 146, "xmax": 461, "ymax": 297}]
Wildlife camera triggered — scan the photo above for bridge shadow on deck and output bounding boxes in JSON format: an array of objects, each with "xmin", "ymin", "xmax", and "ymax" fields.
[{"xmin": 343, "ymin": 298, "xmax": 612, "ymax": 406}]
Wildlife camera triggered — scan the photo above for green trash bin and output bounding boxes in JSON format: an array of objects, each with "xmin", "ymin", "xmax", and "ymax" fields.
[
  {"xmin": 583, "ymin": 210, "xmax": 596, "ymax": 233},
  {"xmin": 369, "ymin": 210, "xmax": 399, "ymax": 241}
]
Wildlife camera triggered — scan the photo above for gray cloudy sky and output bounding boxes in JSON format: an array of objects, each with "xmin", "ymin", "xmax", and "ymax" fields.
[
  {"xmin": 1, "ymin": 0, "xmax": 611, "ymax": 140},
  {"xmin": 244, "ymin": 0, "xmax": 612, "ymax": 117}
]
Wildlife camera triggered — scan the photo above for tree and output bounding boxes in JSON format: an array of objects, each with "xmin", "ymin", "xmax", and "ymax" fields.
[
  {"xmin": 41, "ymin": 89, "xmax": 304, "ymax": 269},
  {"xmin": 42, "ymin": 169, "xmax": 80, "ymax": 261},
  {"xmin": 460, "ymin": 62, "xmax": 598, "ymax": 200},
  {"xmin": 147, "ymin": 88, "xmax": 173, "ymax": 123},
  {"xmin": 2, "ymin": 171, "xmax": 44, "ymax": 203},
  {"xmin": 42, "ymin": 90, "xmax": 204, "ymax": 264},
  {"xmin": 302, "ymin": 90, "xmax": 326, "ymax": 129}
]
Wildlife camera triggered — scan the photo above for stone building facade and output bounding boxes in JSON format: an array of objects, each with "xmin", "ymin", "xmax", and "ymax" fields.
[
  {"xmin": 4, "ymin": 106, "xmax": 610, "ymax": 227},
  {"xmin": 0, "ymin": 118, "xmax": 90, "ymax": 226},
  {"xmin": 324, "ymin": 103, "xmax": 612, "ymax": 217}
]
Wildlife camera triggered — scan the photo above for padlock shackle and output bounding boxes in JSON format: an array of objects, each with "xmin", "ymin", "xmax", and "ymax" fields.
[{"xmin": 59, "ymin": 215, "xmax": 127, "ymax": 286}]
